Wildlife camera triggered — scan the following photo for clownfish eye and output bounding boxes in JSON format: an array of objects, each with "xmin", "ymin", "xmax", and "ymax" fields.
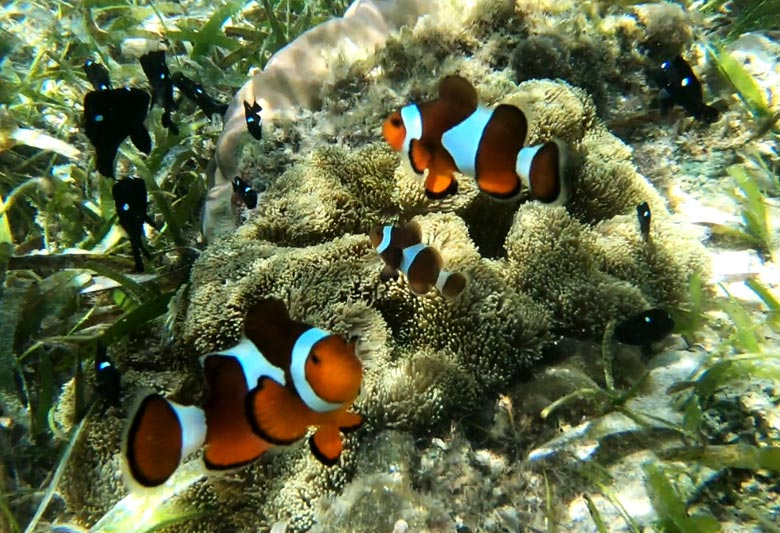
[
  {"xmin": 390, "ymin": 116, "xmax": 402, "ymax": 128},
  {"xmin": 311, "ymin": 353, "xmax": 321, "ymax": 364}
]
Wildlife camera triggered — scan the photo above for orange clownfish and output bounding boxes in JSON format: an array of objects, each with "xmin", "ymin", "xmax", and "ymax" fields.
[
  {"xmin": 382, "ymin": 76, "xmax": 569, "ymax": 205},
  {"xmin": 123, "ymin": 299, "xmax": 363, "ymax": 488},
  {"xmin": 369, "ymin": 222, "xmax": 468, "ymax": 300}
]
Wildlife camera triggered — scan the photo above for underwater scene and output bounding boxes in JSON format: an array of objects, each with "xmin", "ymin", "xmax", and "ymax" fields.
[{"xmin": 1, "ymin": 0, "xmax": 779, "ymax": 531}]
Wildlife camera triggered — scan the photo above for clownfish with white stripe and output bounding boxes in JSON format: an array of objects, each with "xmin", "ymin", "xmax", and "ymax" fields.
[
  {"xmin": 122, "ymin": 298, "xmax": 363, "ymax": 488},
  {"xmin": 369, "ymin": 222, "xmax": 468, "ymax": 300},
  {"xmin": 383, "ymin": 75, "xmax": 569, "ymax": 205}
]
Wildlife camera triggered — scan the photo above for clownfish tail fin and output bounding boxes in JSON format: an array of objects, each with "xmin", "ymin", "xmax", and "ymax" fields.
[
  {"xmin": 435, "ymin": 270, "xmax": 468, "ymax": 300},
  {"xmin": 123, "ymin": 393, "xmax": 206, "ymax": 488},
  {"xmin": 516, "ymin": 139, "xmax": 569, "ymax": 207}
]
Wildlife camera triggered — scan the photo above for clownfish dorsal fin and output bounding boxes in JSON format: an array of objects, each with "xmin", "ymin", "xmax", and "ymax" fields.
[
  {"xmin": 245, "ymin": 376, "xmax": 310, "ymax": 445},
  {"xmin": 438, "ymin": 75, "xmax": 478, "ymax": 110},
  {"xmin": 243, "ymin": 298, "xmax": 294, "ymax": 352},
  {"xmin": 403, "ymin": 220, "xmax": 423, "ymax": 244}
]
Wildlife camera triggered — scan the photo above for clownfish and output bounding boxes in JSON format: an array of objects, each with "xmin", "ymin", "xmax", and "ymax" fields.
[
  {"xmin": 383, "ymin": 75, "xmax": 569, "ymax": 205},
  {"xmin": 369, "ymin": 222, "xmax": 468, "ymax": 300},
  {"xmin": 122, "ymin": 299, "xmax": 363, "ymax": 488}
]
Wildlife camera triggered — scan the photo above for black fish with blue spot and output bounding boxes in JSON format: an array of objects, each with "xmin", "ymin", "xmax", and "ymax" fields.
[
  {"xmin": 112, "ymin": 176, "xmax": 157, "ymax": 272},
  {"xmin": 95, "ymin": 342, "xmax": 121, "ymax": 407},
  {"xmin": 244, "ymin": 100, "xmax": 262, "ymax": 140},
  {"xmin": 614, "ymin": 308, "xmax": 675, "ymax": 346},
  {"xmin": 172, "ymin": 72, "xmax": 229, "ymax": 119},
  {"xmin": 140, "ymin": 50, "xmax": 179, "ymax": 134},
  {"xmin": 656, "ymin": 55, "xmax": 719, "ymax": 123},
  {"xmin": 83, "ymin": 59, "xmax": 112, "ymax": 91},
  {"xmin": 83, "ymin": 88, "xmax": 152, "ymax": 178},
  {"xmin": 232, "ymin": 176, "xmax": 258, "ymax": 209},
  {"xmin": 636, "ymin": 201, "xmax": 651, "ymax": 241}
]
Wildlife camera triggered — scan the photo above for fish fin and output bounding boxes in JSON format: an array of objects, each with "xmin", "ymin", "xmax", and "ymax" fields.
[
  {"xmin": 408, "ymin": 139, "xmax": 431, "ymax": 174},
  {"xmin": 436, "ymin": 271, "xmax": 468, "ymax": 300},
  {"xmin": 123, "ymin": 394, "xmax": 205, "ymax": 488},
  {"xmin": 379, "ymin": 264, "xmax": 400, "ymax": 282},
  {"xmin": 127, "ymin": 235, "xmax": 145, "ymax": 273},
  {"xmin": 438, "ymin": 75, "xmax": 478, "ymax": 110},
  {"xmin": 308, "ymin": 425, "xmax": 343, "ymax": 466},
  {"xmin": 516, "ymin": 140, "xmax": 568, "ymax": 206},
  {"xmin": 245, "ymin": 377, "xmax": 310, "ymax": 445},
  {"xmin": 424, "ymin": 154, "xmax": 458, "ymax": 199},
  {"xmin": 404, "ymin": 220, "xmax": 423, "ymax": 244},
  {"xmin": 337, "ymin": 411, "xmax": 363, "ymax": 433},
  {"xmin": 129, "ymin": 126, "xmax": 153, "ymax": 155}
]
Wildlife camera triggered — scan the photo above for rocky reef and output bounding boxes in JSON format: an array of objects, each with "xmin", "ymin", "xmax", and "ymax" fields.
[{"xmin": 57, "ymin": 0, "xmax": 712, "ymax": 530}]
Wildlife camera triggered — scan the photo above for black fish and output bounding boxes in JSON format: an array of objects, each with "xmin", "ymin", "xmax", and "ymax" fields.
[
  {"xmin": 171, "ymin": 72, "xmax": 228, "ymax": 119},
  {"xmin": 244, "ymin": 100, "xmax": 262, "ymax": 140},
  {"xmin": 614, "ymin": 309, "xmax": 675, "ymax": 346},
  {"xmin": 83, "ymin": 88, "xmax": 152, "ymax": 178},
  {"xmin": 636, "ymin": 201, "xmax": 651, "ymax": 241},
  {"xmin": 83, "ymin": 59, "xmax": 112, "ymax": 91},
  {"xmin": 657, "ymin": 56, "xmax": 719, "ymax": 123},
  {"xmin": 232, "ymin": 176, "xmax": 258, "ymax": 209},
  {"xmin": 95, "ymin": 342, "xmax": 121, "ymax": 407},
  {"xmin": 112, "ymin": 176, "xmax": 157, "ymax": 272},
  {"xmin": 139, "ymin": 50, "xmax": 179, "ymax": 135}
]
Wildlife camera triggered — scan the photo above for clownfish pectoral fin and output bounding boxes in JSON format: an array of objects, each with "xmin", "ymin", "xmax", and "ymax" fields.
[
  {"xmin": 438, "ymin": 76, "xmax": 478, "ymax": 111},
  {"xmin": 423, "ymin": 164, "xmax": 459, "ymax": 200},
  {"xmin": 516, "ymin": 140, "xmax": 569, "ymax": 207},
  {"xmin": 379, "ymin": 263, "xmax": 400, "ymax": 282},
  {"xmin": 246, "ymin": 377, "xmax": 310, "ymax": 445},
  {"xmin": 435, "ymin": 270, "xmax": 468, "ymax": 300},
  {"xmin": 408, "ymin": 139, "xmax": 431, "ymax": 175},
  {"xmin": 337, "ymin": 410, "xmax": 363, "ymax": 433},
  {"xmin": 123, "ymin": 393, "xmax": 206, "ymax": 488},
  {"xmin": 380, "ymin": 246, "xmax": 403, "ymax": 271},
  {"xmin": 308, "ymin": 425, "xmax": 343, "ymax": 466}
]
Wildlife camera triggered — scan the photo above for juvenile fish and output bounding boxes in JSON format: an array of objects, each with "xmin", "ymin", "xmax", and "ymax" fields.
[
  {"xmin": 83, "ymin": 59, "xmax": 112, "ymax": 91},
  {"xmin": 614, "ymin": 308, "xmax": 675, "ymax": 346},
  {"xmin": 244, "ymin": 99, "xmax": 262, "ymax": 140},
  {"xmin": 83, "ymin": 87, "xmax": 152, "ymax": 178},
  {"xmin": 140, "ymin": 50, "xmax": 179, "ymax": 134},
  {"xmin": 172, "ymin": 72, "xmax": 229, "ymax": 119},
  {"xmin": 112, "ymin": 176, "xmax": 156, "ymax": 272},
  {"xmin": 657, "ymin": 55, "xmax": 719, "ymax": 123}
]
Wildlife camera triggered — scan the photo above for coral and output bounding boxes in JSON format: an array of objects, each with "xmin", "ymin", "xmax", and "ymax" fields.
[
  {"xmin": 510, "ymin": 1, "xmax": 692, "ymax": 115},
  {"xmin": 239, "ymin": 143, "xmax": 399, "ymax": 246}
]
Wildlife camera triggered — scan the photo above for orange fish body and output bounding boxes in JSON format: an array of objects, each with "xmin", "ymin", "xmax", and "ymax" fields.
[
  {"xmin": 383, "ymin": 76, "xmax": 569, "ymax": 205},
  {"xmin": 123, "ymin": 299, "xmax": 363, "ymax": 488}
]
